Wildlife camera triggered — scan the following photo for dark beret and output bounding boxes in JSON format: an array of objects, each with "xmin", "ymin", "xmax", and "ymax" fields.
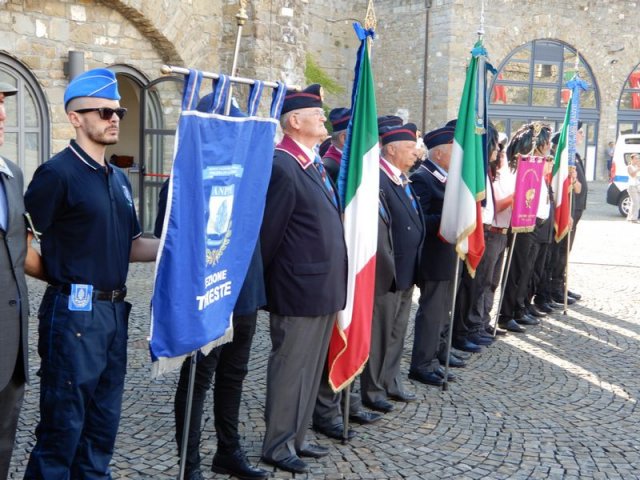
[
  {"xmin": 281, "ymin": 84, "xmax": 323, "ymax": 115},
  {"xmin": 423, "ymin": 120, "xmax": 457, "ymax": 150},
  {"xmin": 329, "ymin": 107, "xmax": 351, "ymax": 132},
  {"xmin": 377, "ymin": 115, "xmax": 403, "ymax": 134},
  {"xmin": 380, "ymin": 123, "xmax": 418, "ymax": 146}
]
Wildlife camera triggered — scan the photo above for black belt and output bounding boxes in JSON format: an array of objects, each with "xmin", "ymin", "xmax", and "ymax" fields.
[
  {"xmin": 49, "ymin": 284, "xmax": 127, "ymax": 302},
  {"xmin": 483, "ymin": 224, "xmax": 507, "ymax": 235}
]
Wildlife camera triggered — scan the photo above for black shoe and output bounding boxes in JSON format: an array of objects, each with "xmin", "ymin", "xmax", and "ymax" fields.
[
  {"xmin": 261, "ymin": 455, "xmax": 309, "ymax": 474},
  {"xmin": 212, "ymin": 450, "xmax": 270, "ymax": 480},
  {"xmin": 568, "ymin": 290, "xmax": 582, "ymax": 300},
  {"xmin": 486, "ymin": 326, "xmax": 507, "ymax": 336},
  {"xmin": 534, "ymin": 302, "xmax": 554, "ymax": 313},
  {"xmin": 452, "ymin": 338, "xmax": 483, "ymax": 353},
  {"xmin": 466, "ymin": 333, "xmax": 493, "ymax": 346},
  {"xmin": 441, "ymin": 354, "xmax": 466, "ymax": 368},
  {"xmin": 435, "ymin": 366, "xmax": 456, "ymax": 382},
  {"xmin": 349, "ymin": 410, "xmax": 383, "ymax": 425},
  {"xmin": 297, "ymin": 443, "xmax": 329, "ymax": 458},
  {"xmin": 552, "ymin": 294, "xmax": 576, "ymax": 305},
  {"xmin": 388, "ymin": 390, "xmax": 416, "ymax": 402},
  {"xmin": 408, "ymin": 370, "xmax": 444, "ymax": 387},
  {"xmin": 362, "ymin": 398, "xmax": 394, "ymax": 413},
  {"xmin": 312, "ymin": 422, "xmax": 357, "ymax": 440},
  {"xmin": 526, "ymin": 304, "xmax": 546, "ymax": 317},
  {"xmin": 499, "ymin": 319, "xmax": 526, "ymax": 333},
  {"xmin": 516, "ymin": 314, "xmax": 540, "ymax": 326},
  {"xmin": 182, "ymin": 469, "xmax": 205, "ymax": 480},
  {"xmin": 451, "ymin": 349, "xmax": 472, "ymax": 360}
]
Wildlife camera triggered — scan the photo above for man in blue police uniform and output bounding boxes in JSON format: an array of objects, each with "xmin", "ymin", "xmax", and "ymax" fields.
[
  {"xmin": 409, "ymin": 122, "xmax": 467, "ymax": 388},
  {"xmin": 321, "ymin": 107, "xmax": 350, "ymax": 182},
  {"xmin": 154, "ymin": 96, "xmax": 269, "ymax": 480},
  {"xmin": 360, "ymin": 121, "xmax": 422, "ymax": 413},
  {"xmin": 23, "ymin": 68, "xmax": 159, "ymax": 479},
  {"xmin": 0, "ymin": 81, "xmax": 32, "ymax": 479},
  {"xmin": 259, "ymin": 84, "xmax": 348, "ymax": 474}
]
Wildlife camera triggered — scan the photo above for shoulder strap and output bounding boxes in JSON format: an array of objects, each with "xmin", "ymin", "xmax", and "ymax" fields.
[
  {"xmin": 270, "ymin": 82, "xmax": 287, "ymax": 119},
  {"xmin": 181, "ymin": 69, "xmax": 203, "ymax": 112},
  {"xmin": 246, "ymin": 81, "xmax": 264, "ymax": 116}
]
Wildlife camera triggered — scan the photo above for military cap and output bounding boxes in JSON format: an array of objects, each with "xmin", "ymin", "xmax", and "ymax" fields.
[
  {"xmin": 377, "ymin": 115, "xmax": 403, "ymax": 134},
  {"xmin": 0, "ymin": 82, "xmax": 17, "ymax": 97},
  {"xmin": 380, "ymin": 123, "xmax": 418, "ymax": 146},
  {"xmin": 329, "ymin": 107, "xmax": 351, "ymax": 133},
  {"xmin": 64, "ymin": 68, "xmax": 121, "ymax": 109},
  {"xmin": 281, "ymin": 84, "xmax": 323, "ymax": 115},
  {"xmin": 423, "ymin": 120, "xmax": 457, "ymax": 150}
]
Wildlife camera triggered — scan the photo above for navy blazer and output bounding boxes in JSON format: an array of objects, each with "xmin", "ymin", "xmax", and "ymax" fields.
[
  {"xmin": 154, "ymin": 180, "xmax": 266, "ymax": 315},
  {"xmin": 410, "ymin": 160, "xmax": 457, "ymax": 282},
  {"xmin": 375, "ymin": 192, "xmax": 396, "ymax": 296},
  {"xmin": 260, "ymin": 135, "xmax": 347, "ymax": 316},
  {"xmin": 379, "ymin": 161, "xmax": 424, "ymax": 291}
]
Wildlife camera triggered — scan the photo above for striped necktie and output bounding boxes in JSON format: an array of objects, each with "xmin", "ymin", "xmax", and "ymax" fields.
[
  {"xmin": 314, "ymin": 156, "xmax": 338, "ymax": 208},
  {"xmin": 400, "ymin": 174, "xmax": 418, "ymax": 213}
]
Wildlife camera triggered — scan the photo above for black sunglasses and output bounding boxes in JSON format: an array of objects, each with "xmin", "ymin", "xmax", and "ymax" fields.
[{"xmin": 74, "ymin": 107, "xmax": 127, "ymax": 120}]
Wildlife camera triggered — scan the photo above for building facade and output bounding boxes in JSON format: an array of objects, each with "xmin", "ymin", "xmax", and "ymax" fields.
[{"xmin": 2, "ymin": 0, "xmax": 640, "ymax": 230}]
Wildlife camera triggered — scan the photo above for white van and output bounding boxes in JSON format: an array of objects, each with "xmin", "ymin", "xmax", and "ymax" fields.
[{"xmin": 606, "ymin": 133, "xmax": 640, "ymax": 216}]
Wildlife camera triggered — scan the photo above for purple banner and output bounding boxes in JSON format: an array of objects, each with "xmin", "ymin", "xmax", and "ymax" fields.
[{"xmin": 511, "ymin": 155, "xmax": 546, "ymax": 233}]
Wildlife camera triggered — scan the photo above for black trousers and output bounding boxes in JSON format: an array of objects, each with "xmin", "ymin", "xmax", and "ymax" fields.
[
  {"xmin": 174, "ymin": 313, "xmax": 258, "ymax": 472},
  {"xmin": 0, "ymin": 359, "xmax": 25, "ymax": 480},
  {"xmin": 500, "ymin": 231, "xmax": 539, "ymax": 322}
]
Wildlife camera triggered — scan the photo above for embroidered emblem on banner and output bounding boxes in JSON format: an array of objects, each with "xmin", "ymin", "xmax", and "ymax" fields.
[{"xmin": 68, "ymin": 284, "xmax": 93, "ymax": 311}]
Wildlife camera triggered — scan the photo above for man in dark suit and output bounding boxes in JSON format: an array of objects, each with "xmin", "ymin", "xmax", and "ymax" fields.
[
  {"xmin": 409, "ymin": 122, "xmax": 467, "ymax": 388},
  {"xmin": 259, "ymin": 84, "xmax": 348, "ymax": 475},
  {"xmin": 0, "ymin": 81, "xmax": 30, "ymax": 479},
  {"xmin": 360, "ymin": 122, "xmax": 422, "ymax": 412},
  {"xmin": 322, "ymin": 107, "xmax": 350, "ymax": 182}
]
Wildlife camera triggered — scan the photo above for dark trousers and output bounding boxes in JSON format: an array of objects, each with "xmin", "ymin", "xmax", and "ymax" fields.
[
  {"xmin": 550, "ymin": 209, "xmax": 583, "ymax": 296},
  {"xmin": 411, "ymin": 280, "xmax": 452, "ymax": 374},
  {"xmin": 500, "ymin": 231, "xmax": 538, "ymax": 322},
  {"xmin": 474, "ymin": 231, "xmax": 508, "ymax": 330},
  {"xmin": 174, "ymin": 313, "xmax": 258, "ymax": 473},
  {"xmin": 25, "ymin": 288, "xmax": 130, "ymax": 480},
  {"xmin": 312, "ymin": 360, "xmax": 362, "ymax": 430},
  {"xmin": 0, "ymin": 360, "xmax": 25, "ymax": 479},
  {"xmin": 529, "ymin": 242, "xmax": 551, "ymax": 304}
]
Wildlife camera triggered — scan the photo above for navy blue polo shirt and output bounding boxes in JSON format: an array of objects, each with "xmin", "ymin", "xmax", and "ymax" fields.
[{"xmin": 25, "ymin": 140, "xmax": 141, "ymax": 291}]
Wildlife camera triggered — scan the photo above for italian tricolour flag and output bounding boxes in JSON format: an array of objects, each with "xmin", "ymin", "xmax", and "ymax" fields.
[
  {"xmin": 439, "ymin": 40, "xmax": 486, "ymax": 277},
  {"xmin": 553, "ymin": 95, "xmax": 572, "ymax": 242},
  {"xmin": 328, "ymin": 26, "xmax": 379, "ymax": 392}
]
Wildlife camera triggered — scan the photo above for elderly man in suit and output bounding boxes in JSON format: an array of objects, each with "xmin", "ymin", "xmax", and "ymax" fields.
[
  {"xmin": 0, "ymin": 81, "xmax": 30, "ymax": 479},
  {"xmin": 360, "ymin": 121, "xmax": 423, "ymax": 413},
  {"xmin": 259, "ymin": 84, "xmax": 348, "ymax": 475}
]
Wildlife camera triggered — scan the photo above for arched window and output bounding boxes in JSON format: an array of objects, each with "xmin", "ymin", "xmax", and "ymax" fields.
[
  {"xmin": 489, "ymin": 39, "xmax": 600, "ymax": 180},
  {"xmin": 0, "ymin": 54, "xmax": 50, "ymax": 184},
  {"xmin": 617, "ymin": 63, "xmax": 640, "ymax": 135}
]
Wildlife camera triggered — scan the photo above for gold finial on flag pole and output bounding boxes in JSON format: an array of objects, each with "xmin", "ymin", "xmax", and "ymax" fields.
[{"xmin": 364, "ymin": 0, "xmax": 377, "ymax": 30}]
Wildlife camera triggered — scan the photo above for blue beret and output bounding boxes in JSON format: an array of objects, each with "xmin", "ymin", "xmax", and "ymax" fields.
[
  {"xmin": 380, "ymin": 123, "xmax": 418, "ymax": 146},
  {"xmin": 424, "ymin": 120, "xmax": 457, "ymax": 150},
  {"xmin": 64, "ymin": 68, "xmax": 120, "ymax": 109},
  {"xmin": 377, "ymin": 115, "xmax": 403, "ymax": 134},
  {"xmin": 281, "ymin": 84, "xmax": 323, "ymax": 114},
  {"xmin": 0, "ymin": 82, "xmax": 17, "ymax": 97},
  {"xmin": 329, "ymin": 107, "xmax": 351, "ymax": 132}
]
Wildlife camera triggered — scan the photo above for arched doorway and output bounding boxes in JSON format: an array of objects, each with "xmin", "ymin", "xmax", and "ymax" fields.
[
  {"xmin": 0, "ymin": 54, "xmax": 50, "ymax": 184},
  {"xmin": 489, "ymin": 39, "xmax": 600, "ymax": 180},
  {"xmin": 617, "ymin": 62, "xmax": 640, "ymax": 135}
]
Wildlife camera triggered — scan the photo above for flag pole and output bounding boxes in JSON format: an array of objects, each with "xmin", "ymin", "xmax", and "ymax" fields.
[
  {"xmin": 563, "ymin": 182, "xmax": 574, "ymax": 315},
  {"xmin": 492, "ymin": 232, "xmax": 517, "ymax": 336},
  {"xmin": 442, "ymin": 259, "xmax": 461, "ymax": 392},
  {"xmin": 178, "ymin": 4, "xmax": 248, "ymax": 477},
  {"xmin": 178, "ymin": 352, "xmax": 198, "ymax": 480}
]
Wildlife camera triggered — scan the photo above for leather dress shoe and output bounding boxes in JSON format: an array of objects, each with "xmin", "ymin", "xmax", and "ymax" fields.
[
  {"xmin": 526, "ymin": 304, "xmax": 546, "ymax": 317},
  {"xmin": 534, "ymin": 302, "xmax": 554, "ymax": 313},
  {"xmin": 499, "ymin": 319, "xmax": 526, "ymax": 333},
  {"xmin": 486, "ymin": 326, "xmax": 507, "ymax": 336},
  {"xmin": 466, "ymin": 333, "xmax": 493, "ymax": 346},
  {"xmin": 408, "ymin": 370, "xmax": 444, "ymax": 386},
  {"xmin": 362, "ymin": 398, "xmax": 394, "ymax": 413},
  {"xmin": 297, "ymin": 444, "xmax": 329, "ymax": 458},
  {"xmin": 452, "ymin": 338, "xmax": 483, "ymax": 353},
  {"xmin": 349, "ymin": 410, "xmax": 383, "ymax": 424},
  {"xmin": 261, "ymin": 455, "xmax": 309, "ymax": 474},
  {"xmin": 516, "ymin": 314, "xmax": 540, "ymax": 326},
  {"xmin": 568, "ymin": 290, "xmax": 582, "ymax": 300},
  {"xmin": 436, "ymin": 366, "xmax": 456, "ymax": 382},
  {"xmin": 451, "ymin": 349, "xmax": 472, "ymax": 360},
  {"xmin": 313, "ymin": 422, "xmax": 357, "ymax": 440},
  {"xmin": 552, "ymin": 295, "xmax": 575, "ymax": 305},
  {"xmin": 441, "ymin": 353, "xmax": 466, "ymax": 368},
  {"xmin": 211, "ymin": 449, "xmax": 270, "ymax": 480},
  {"xmin": 182, "ymin": 469, "xmax": 205, "ymax": 480},
  {"xmin": 388, "ymin": 390, "xmax": 416, "ymax": 402}
]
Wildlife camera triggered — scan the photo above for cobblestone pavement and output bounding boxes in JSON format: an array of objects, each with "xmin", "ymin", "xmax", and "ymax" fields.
[{"xmin": 8, "ymin": 182, "xmax": 640, "ymax": 479}]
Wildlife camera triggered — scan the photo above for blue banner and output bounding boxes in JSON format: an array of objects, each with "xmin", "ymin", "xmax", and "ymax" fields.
[
  {"xmin": 566, "ymin": 74, "xmax": 588, "ymax": 166},
  {"xmin": 150, "ymin": 70, "xmax": 286, "ymax": 376}
]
